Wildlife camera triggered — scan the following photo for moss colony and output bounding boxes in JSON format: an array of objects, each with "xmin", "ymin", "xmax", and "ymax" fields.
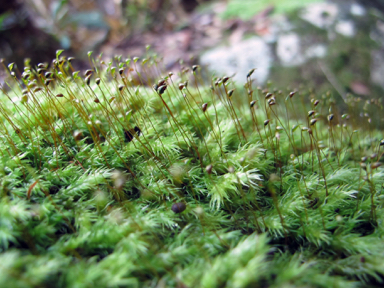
[{"xmin": 1, "ymin": 51, "xmax": 384, "ymax": 287}]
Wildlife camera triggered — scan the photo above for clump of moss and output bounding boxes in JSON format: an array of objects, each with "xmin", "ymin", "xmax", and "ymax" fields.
[{"xmin": 0, "ymin": 51, "xmax": 383, "ymax": 287}]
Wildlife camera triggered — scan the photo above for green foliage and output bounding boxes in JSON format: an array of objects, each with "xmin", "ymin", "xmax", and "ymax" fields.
[
  {"xmin": 0, "ymin": 53, "xmax": 383, "ymax": 287},
  {"xmin": 222, "ymin": 0, "xmax": 323, "ymax": 20}
]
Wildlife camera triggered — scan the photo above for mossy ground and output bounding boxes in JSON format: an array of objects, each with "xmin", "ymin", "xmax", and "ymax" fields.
[{"xmin": 0, "ymin": 53, "xmax": 384, "ymax": 287}]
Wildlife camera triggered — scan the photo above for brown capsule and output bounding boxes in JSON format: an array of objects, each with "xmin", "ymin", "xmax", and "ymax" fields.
[
  {"xmin": 228, "ymin": 89, "xmax": 235, "ymax": 97},
  {"xmin": 22, "ymin": 72, "xmax": 30, "ymax": 80},
  {"xmin": 371, "ymin": 162, "xmax": 382, "ymax": 169},
  {"xmin": 202, "ymin": 103, "xmax": 208, "ymax": 112},
  {"xmin": 37, "ymin": 68, "xmax": 45, "ymax": 75},
  {"xmin": 37, "ymin": 63, "xmax": 46, "ymax": 69},
  {"xmin": 360, "ymin": 163, "xmax": 367, "ymax": 170},
  {"xmin": 56, "ymin": 93, "xmax": 64, "ymax": 97},
  {"xmin": 28, "ymin": 82, "xmax": 37, "ymax": 89},
  {"xmin": 380, "ymin": 139, "xmax": 384, "ymax": 146},
  {"xmin": 308, "ymin": 128, "xmax": 313, "ymax": 135},
  {"xmin": 310, "ymin": 119, "xmax": 317, "ymax": 126},
  {"xmin": 308, "ymin": 110, "xmax": 315, "ymax": 117},
  {"xmin": 119, "ymin": 68, "xmax": 124, "ymax": 75},
  {"xmin": 265, "ymin": 93, "xmax": 273, "ymax": 99},
  {"xmin": 361, "ymin": 156, "xmax": 367, "ymax": 163},
  {"xmin": 268, "ymin": 99, "xmax": 276, "ymax": 106},
  {"xmin": 95, "ymin": 78, "xmax": 101, "ymax": 85},
  {"xmin": 171, "ymin": 202, "xmax": 186, "ymax": 214},
  {"xmin": 250, "ymin": 100, "xmax": 257, "ymax": 107},
  {"xmin": 314, "ymin": 100, "xmax": 320, "ymax": 106},
  {"xmin": 289, "ymin": 91, "xmax": 295, "ymax": 98},
  {"xmin": 45, "ymin": 72, "xmax": 53, "ymax": 78},
  {"xmin": 94, "ymin": 98, "xmax": 100, "ymax": 103},
  {"xmin": 222, "ymin": 76, "xmax": 230, "ymax": 83},
  {"xmin": 328, "ymin": 114, "xmax": 334, "ymax": 121},
  {"xmin": 158, "ymin": 85, "xmax": 167, "ymax": 95},
  {"xmin": 192, "ymin": 65, "xmax": 199, "ymax": 72},
  {"xmin": 168, "ymin": 72, "xmax": 173, "ymax": 77},
  {"xmin": 67, "ymin": 57, "xmax": 75, "ymax": 63},
  {"xmin": 158, "ymin": 79, "xmax": 166, "ymax": 87},
  {"xmin": 264, "ymin": 119, "xmax": 270, "ymax": 126},
  {"xmin": 73, "ymin": 130, "xmax": 83, "ymax": 141},
  {"xmin": 58, "ymin": 59, "xmax": 65, "ymax": 65},
  {"xmin": 85, "ymin": 69, "xmax": 93, "ymax": 76},
  {"xmin": 118, "ymin": 84, "xmax": 124, "ymax": 91},
  {"xmin": 85, "ymin": 75, "xmax": 91, "ymax": 86},
  {"xmin": 247, "ymin": 68, "xmax": 255, "ymax": 78},
  {"xmin": 33, "ymin": 87, "xmax": 42, "ymax": 93},
  {"xmin": 44, "ymin": 79, "xmax": 53, "ymax": 86},
  {"xmin": 206, "ymin": 164, "xmax": 213, "ymax": 174},
  {"xmin": 123, "ymin": 126, "xmax": 141, "ymax": 142},
  {"xmin": 49, "ymin": 185, "xmax": 60, "ymax": 194},
  {"xmin": 178, "ymin": 83, "xmax": 185, "ymax": 90},
  {"xmin": 371, "ymin": 153, "xmax": 377, "ymax": 159}
]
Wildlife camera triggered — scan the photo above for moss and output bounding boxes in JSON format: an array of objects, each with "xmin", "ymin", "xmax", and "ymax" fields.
[{"xmin": 0, "ymin": 53, "xmax": 384, "ymax": 287}]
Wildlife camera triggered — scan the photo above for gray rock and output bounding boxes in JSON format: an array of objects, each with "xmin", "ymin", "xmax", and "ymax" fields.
[
  {"xmin": 277, "ymin": 33, "xmax": 304, "ymax": 66},
  {"xmin": 300, "ymin": 3, "xmax": 338, "ymax": 29},
  {"xmin": 200, "ymin": 38, "xmax": 272, "ymax": 84},
  {"xmin": 371, "ymin": 50, "xmax": 384, "ymax": 89},
  {"xmin": 335, "ymin": 20, "xmax": 355, "ymax": 37}
]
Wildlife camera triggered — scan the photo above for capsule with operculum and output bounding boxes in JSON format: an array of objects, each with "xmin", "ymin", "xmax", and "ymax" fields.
[
  {"xmin": 310, "ymin": 119, "xmax": 317, "ymax": 126},
  {"xmin": 85, "ymin": 69, "xmax": 93, "ymax": 76},
  {"xmin": 171, "ymin": 202, "xmax": 186, "ymax": 214},
  {"xmin": 250, "ymin": 100, "xmax": 257, "ymax": 107},
  {"xmin": 85, "ymin": 75, "xmax": 91, "ymax": 86},
  {"xmin": 328, "ymin": 114, "xmax": 334, "ymax": 121},
  {"xmin": 44, "ymin": 79, "xmax": 54, "ymax": 86},
  {"xmin": 371, "ymin": 162, "xmax": 382, "ymax": 169},
  {"xmin": 308, "ymin": 110, "xmax": 315, "ymax": 117},
  {"xmin": 158, "ymin": 85, "xmax": 167, "ymax": 95},
  {"xmin": 264, "ymin": 119, "xmax": 270, "ymax": 126},
  {"xmin": 228, "ymin": 89, "xmax": 235, "ymax": 97},
  {"xmin": 206, "ymin": 164, "xmax": 213, "ymax": 174},
  {"xmin": 247, "ymin": 68, "xmax": 255, "ymax": 78},
  {"xmin": 202, "ymin": 103, "xmax": 208, "ymax": 112},
  {"xmin": 268, "ymin": 98, "xmax": 276, "ymax": 106}
]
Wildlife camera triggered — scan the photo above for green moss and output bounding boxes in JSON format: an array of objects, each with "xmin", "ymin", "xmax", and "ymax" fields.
[{"xmin": 0, "ymin": 55, "xmax": 384, "ymax": 287}]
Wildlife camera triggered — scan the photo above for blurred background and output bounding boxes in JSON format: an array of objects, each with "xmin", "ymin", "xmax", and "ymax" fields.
[{"xmin": 1, "ymin": 0, "xmax": 384, "ymax": 104}]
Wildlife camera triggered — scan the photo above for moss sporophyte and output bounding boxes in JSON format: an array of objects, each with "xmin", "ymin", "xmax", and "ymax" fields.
[{"xmin": 0, "ymin": 51, "xmax": 384, "ymax": 287}]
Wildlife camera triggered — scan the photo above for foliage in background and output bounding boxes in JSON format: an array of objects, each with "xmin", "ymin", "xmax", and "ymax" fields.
[{"xmin": 222, "ymin": 0, "xmax": 323, "ymax": 20}]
